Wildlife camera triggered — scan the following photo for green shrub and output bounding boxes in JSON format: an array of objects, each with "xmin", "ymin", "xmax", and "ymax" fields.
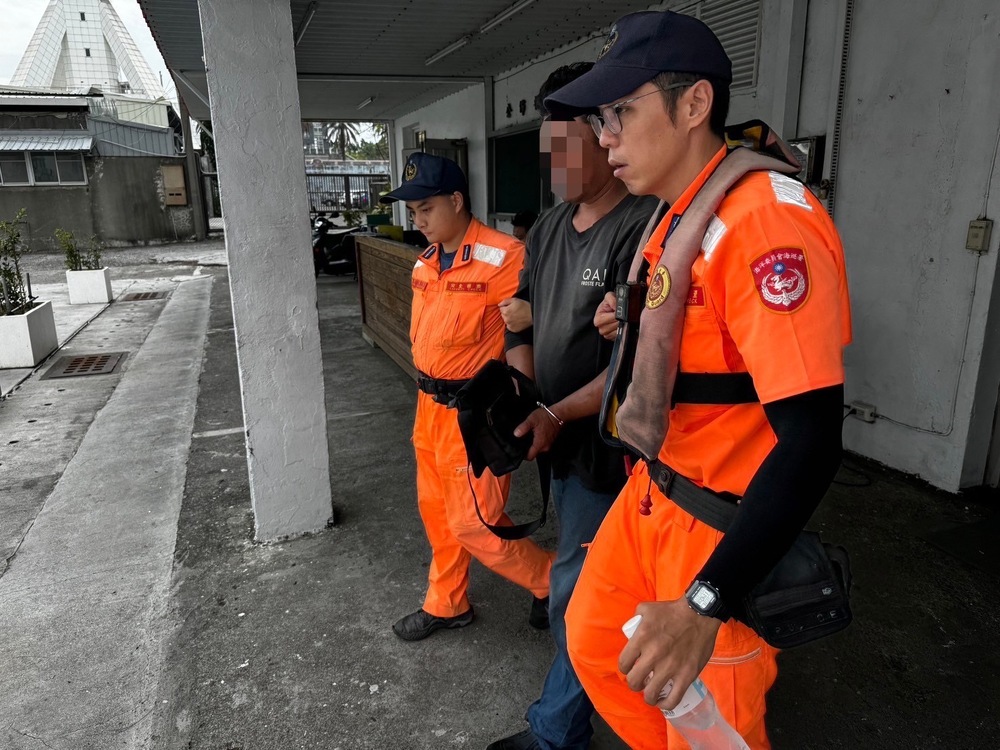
[
  {"xmin": 0, "ymin": 208, "xmax": 30, "ymax": 315},
  {"xmin": 56, "ymin": 228, "xmax": 103, "ymax": 271},
  {"xmin": 340, "ymin": 208, "xmax": 364, "ymax": 227}
]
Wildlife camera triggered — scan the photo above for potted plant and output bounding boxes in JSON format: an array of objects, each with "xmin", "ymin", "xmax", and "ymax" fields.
[
  {"xmin": 0, "ymin": 209, "xmax": 57, "ymax": 368},
  {"xmin": 57, "ymin": 228, "xmax": 112, "ymax": 304}
]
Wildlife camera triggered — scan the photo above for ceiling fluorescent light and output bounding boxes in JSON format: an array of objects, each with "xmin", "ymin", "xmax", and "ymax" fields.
[
  {"xmin": 294, "ymin": 1, "xmax": 319, "ymax": 47},
  {"xmin": 357, "ymin": 96, "xmax": 375, "ymax": 110},
  {"xmin": 425, "ymin": 36, "xmax": 471, "ymax": 66},
  {"xmin": 479, "ymin": 0, "xmax": 537, "ymax": 34}
]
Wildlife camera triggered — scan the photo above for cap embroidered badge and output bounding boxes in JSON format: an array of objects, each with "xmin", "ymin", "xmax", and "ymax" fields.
[{"xmin": 598, "ymin": 26, "xmax": 618, "ymax": 60}]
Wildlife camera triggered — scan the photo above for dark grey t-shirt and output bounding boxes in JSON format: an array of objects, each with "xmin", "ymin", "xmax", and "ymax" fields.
[{"xmin": 505, "ymin": 193, "xmax": 659, "ymax": 491}]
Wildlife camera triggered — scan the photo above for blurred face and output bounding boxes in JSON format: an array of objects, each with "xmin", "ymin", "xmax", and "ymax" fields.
[
  {"xmin": 405, "ymin": 193, "xmax": 464, "ymax": 244},
  {"xmin": 512, "ymin": 225, "xmax": 528, "ymax": 242},
  {"xmin": 540, "ymin": 118, "xmax": 616, "ymax": 203},
  {"xmin": 596, "ymin": 81, "xmax": 683, "ymax": 199}
]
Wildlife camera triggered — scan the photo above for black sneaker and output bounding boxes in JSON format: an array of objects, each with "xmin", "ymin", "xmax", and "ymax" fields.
[
  {"xmin": 486, "ymin": 728, "xmax": 542, "ymax": 750},
  {"xmin": 528, "ymin": 596, "xmax": 549, "ymax": 630},
  {"xmin": 392, "ymin": 608, "xmax": 474, "ymax": 641}
]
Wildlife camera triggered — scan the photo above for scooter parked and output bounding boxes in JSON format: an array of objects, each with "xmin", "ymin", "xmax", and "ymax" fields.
[{"xmin": 312, "ymin": 214, "xmax": 359, "ymax": 277}]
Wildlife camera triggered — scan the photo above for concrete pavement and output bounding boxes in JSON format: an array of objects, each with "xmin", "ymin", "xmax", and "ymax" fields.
[{"xmin": 1, "ymin": 242, "xmax": 999, "ymax": 749}]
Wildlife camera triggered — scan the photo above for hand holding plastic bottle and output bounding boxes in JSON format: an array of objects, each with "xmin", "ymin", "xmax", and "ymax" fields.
[
  {"xmin": 618, "ymin": 599, "xmax": 721, "ymax": 710},
  {"xmin": 623, "ymin": 613, "xmax": 750, "ymax": 750}
]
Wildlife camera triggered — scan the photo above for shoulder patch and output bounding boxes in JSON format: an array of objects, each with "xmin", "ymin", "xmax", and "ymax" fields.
[
  {"xmin": 750, "ymin": 248, "xmax": 810, "ymax": 313},
  {"xmin": 769, "ymin": 172, "xmax": 813, "ymax": 211},
  {"xmin": 701, "ymin": 215, "xmax": 727, "ymax": 262},
  {"xmin": 472, "ymin": 243, "xmax": 506, "ymax": 267},
  {"xmin": 414, "ymin": 259, "xmax": 425, "ymax": 268}
]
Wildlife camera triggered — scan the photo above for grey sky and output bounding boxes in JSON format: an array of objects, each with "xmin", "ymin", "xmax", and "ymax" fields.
[{"xmin": 0, "ymin": 0, "xmax": 171, "ymax": 97}]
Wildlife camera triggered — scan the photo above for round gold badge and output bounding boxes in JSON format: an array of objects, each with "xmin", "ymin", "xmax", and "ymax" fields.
[
  {"xmin": 646, "ymin": 266, "xmax": 671, "ymax": 309},
  {"xmin": 404, "ymin": 162, "xmax": 417, "ymax": 181}
]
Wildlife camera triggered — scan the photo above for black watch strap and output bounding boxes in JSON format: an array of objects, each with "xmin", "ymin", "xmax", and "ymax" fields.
[{"xmin": 685, "ymin": 580, "xmax": 729, "ymax": 621}]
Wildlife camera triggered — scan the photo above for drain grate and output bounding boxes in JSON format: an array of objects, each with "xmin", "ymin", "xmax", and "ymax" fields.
[
  {"xmin": 121, "ymin": 291, "xmax": 170, "ymax": 301},
  {"xmin": 41, "ymin": 352, "xmax": 127, "ymax": 380}
]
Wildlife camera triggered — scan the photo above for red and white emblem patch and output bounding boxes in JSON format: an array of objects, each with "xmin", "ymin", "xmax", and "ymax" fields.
[{"xmin": 750, "ymin": 249, "xmax": 810, "ymax": 313}]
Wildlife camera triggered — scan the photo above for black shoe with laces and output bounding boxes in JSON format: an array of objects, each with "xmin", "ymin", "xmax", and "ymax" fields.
[
  {"xmin": 486, "ymin": 727, "xmax": 542, "ymax": 750},
  {"xmin": 528, "ymin": 596, "xmax": 549, "ymax": 630},
  {"xmin": 392, "ymin": 607, "xmax": 474, "ymax": 641}
]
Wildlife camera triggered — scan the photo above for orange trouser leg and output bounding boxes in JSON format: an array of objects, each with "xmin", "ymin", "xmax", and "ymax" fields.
[
  {"xmin": 565, "ymin": 461, "xmax": 779, "ymax": 750},
  {"xmin": 413, "ymin": 392, "xmax": 553, "ymax": 618}
]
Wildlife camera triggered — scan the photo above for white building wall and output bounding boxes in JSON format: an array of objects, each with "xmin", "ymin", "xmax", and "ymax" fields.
[
  {"xmin": 392, "ymin": 84, "xmax": 488, "ymax": 222},
  {"xmin": 826, "ymin": 0, "xmax": 1000, "ymax": 491}
]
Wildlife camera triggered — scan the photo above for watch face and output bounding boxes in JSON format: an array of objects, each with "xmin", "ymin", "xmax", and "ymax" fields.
[{"xmin": 690, "ymin": 584, "xmax": 718, "ymax": 612}]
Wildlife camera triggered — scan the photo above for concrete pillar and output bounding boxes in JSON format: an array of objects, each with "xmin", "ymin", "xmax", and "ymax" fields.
[
  {"xmin": 197, "ymin": 0, "xmax": 333, "ymax": 540},
  {"xmin": 178, "ymin": 92, "xmax": 208, "ymax": 241}
]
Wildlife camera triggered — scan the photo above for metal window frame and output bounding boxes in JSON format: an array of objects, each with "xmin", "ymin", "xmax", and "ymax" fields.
[
  {"xmin": 0, "ymin": 152, "xmax": 32, "ymax": 186},
  {"xmin": 0, "ymin": 151, "xmax": 88, "ymax": 188},
  {"xmin": 29, "ymin": 151, "xmax": 61, "ymax": 185}
]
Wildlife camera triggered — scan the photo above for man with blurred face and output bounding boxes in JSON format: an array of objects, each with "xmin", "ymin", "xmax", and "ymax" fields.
[
  {"xmin": 490, "ymin": 63, "xmax": 658, "ymax": 750},
  {"xmin": 545, "ymin": 10, "xmax": 852, "ymax": 749},
  {"xmin": 379, "ymin": 153, "xmax": 553, "ymax": 643}
]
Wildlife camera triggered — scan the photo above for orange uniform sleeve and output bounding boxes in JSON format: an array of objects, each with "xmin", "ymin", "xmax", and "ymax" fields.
[{"xmin": 702, "ymin": 192, "xmax": 851, "ymax": 404}]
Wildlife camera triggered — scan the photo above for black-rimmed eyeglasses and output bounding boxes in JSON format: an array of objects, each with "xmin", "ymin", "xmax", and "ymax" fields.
[{"xmin": 586, "ymin": 83, "xmax": 693, "ymax": 139}]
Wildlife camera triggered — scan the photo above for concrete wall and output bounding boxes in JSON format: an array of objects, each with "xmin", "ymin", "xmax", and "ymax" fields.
[
  {"xmin": 90, "ymin": 156, "xmax": 195, "ymax": 244},
  {"xmin": 0, "ymin": 185, "xmax": 94, "ymax": 250},
  {"xmin": 831, "ymin": 0, "xmax": 1000, "ymax": 490},
  {"xmin": 0, "ymin": 156, "xmax": 195, "ymax": 248},
  {"xmin": 393, "ymin": 84, "xmax": 488, "ymax": 222}
]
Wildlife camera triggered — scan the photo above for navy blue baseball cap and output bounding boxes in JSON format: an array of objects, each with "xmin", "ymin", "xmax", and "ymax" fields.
[
  {"xmin": 544, "ymin": 11, "xmax": 732, "ymax": 113},
  {"xmin": 380, "ymin": 152, "xmax": 468, "ymax": 204}
]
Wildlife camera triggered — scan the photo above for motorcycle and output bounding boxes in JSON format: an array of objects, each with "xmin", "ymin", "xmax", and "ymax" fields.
[{"xmin": 312, "ymin": 214, "xmax": 359, "ymax": 277}]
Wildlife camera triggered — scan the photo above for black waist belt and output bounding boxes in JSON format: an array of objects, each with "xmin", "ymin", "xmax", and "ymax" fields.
[
  {"xmin": 672, "ymin": 372, "xmax": 759, "ymax": 406},
  {"xmin": 646, "ymin": 459, "xmax": 741, "ymax": 532},
  {"xmin": 417, "ymin": 371, "xmax": 471, "ymax": 405}
]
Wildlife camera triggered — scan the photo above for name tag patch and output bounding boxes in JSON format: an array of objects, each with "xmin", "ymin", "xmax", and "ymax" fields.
[
  {"xmin": 686, "ymin": 286, "xmax": 705, "ymax": 307},
  {"xmin": 412, "ymin": 279, "xmax": 428, "ymax": 290},
  {"xmin": 447, "ymin": 281, "xmax": 487, "ymax": 293}
]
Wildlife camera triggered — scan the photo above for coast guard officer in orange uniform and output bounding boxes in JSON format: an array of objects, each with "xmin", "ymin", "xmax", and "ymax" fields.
[
  {"xmin": 544, "ymin": 11, "xmax": 852, "ymax": 749},
  {"xmin": 381, "ymin": 153, "xmax": 553, "ymax": 642}
]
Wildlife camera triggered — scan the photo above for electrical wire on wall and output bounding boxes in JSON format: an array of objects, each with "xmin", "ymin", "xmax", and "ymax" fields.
[{"xmin": 982, "ymin": 120, "xmax": 1000, "ymax": 219}]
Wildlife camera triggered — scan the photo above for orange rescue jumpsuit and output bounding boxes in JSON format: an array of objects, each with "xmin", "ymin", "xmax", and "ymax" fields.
[
  {"xmin": 410, "ymin": 217, "xmax": 553, "ymax": 619},
  {"xmin": 565, "ymin": 146, "xmax": 852, "ymax": 749}
]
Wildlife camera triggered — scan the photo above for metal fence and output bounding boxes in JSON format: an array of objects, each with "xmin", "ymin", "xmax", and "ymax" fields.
[{"xmin": 305, "ymin": 172, "xmax": 390, "ymax": 213}]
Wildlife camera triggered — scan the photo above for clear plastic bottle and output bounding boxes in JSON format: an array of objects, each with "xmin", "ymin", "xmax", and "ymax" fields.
[{"xmin": 622, "ymin": 615, "xmax": 750, "ymax": 750}]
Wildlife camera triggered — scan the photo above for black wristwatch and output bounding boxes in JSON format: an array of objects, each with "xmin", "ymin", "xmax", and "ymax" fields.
[{"xmin": 685, "ymin": 580, "xmax": 726, "ymax": 619}]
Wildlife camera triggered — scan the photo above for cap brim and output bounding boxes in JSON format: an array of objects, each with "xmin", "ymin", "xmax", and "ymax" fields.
[
  {"xmin": 378, "ymin": 183, "xmax": 443, "ymax": 204},
  {"xmin": 544, "ymin": 64, "xmax": 657, "ymax": 114}
]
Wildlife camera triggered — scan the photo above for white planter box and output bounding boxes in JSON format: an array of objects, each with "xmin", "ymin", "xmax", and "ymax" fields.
[
  {"xmin": 0, "ymin": 300, "xmax": 58, "ymax": 368},
  {"xmin": 66, "ymin": 267, "xmax": 113, "ymax": 304}
]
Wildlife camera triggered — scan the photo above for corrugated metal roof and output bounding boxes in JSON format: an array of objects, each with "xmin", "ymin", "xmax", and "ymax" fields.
[
  {"xmin": 140, "ymin": 0, "xmax": 762, "ymax": 121},
  {"xmin": 0, "ymin": 133, "xmax": 94, "ymax": 151}
]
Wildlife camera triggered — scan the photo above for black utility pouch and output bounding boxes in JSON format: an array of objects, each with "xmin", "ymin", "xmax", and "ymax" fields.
[
  {"xmin": 453, "ymin": 359, "xmax": 539, "ymax": 478},
  {"xmin": 738, "ymin": 531, "xmax": 853, "ymax": 649}
]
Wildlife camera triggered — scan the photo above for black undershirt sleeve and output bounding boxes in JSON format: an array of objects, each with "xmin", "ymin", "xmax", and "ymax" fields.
[{"xmin": 695, "ymin": 384, "xmax": 844, "ymax": 619}]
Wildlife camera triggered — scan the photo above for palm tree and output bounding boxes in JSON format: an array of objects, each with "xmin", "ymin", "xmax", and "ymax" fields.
[{"xmin": 326, "ymin": 122, "xmax": 362, "ymax": 160}]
